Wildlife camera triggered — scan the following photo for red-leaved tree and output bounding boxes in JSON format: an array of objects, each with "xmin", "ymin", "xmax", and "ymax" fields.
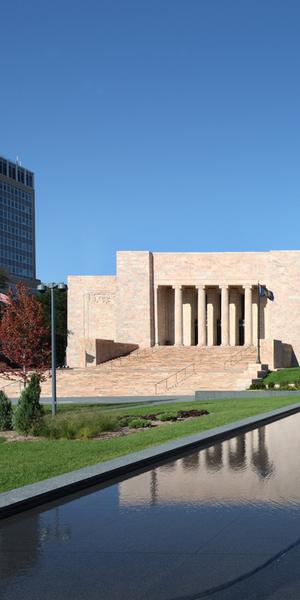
[{"xmin": 0, "ymin": 283, "xmax": 50, "ymax": 385}]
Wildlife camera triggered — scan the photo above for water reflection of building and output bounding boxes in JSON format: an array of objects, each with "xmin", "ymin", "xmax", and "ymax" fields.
[
  {"xmin": 119, "ymin": 417, "xmax": 299, "ymax": 506},
  {"xmin": 251, "ymin": 428, "xmax": 274, "ymax": 479},
  {"xmin": 228, "ymin": 434, "xmax": 246, "ymax": 471},
  {"xmin": 0, "ymin": 513, "xmax": 41, "ymax": 593},
  {"xmin": 0, "ymin": 506, "xmax": 72, "ymax": 596}
]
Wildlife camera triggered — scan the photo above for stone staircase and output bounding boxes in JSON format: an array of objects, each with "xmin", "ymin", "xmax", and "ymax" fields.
[
  {"xmin": 35, "ymin": 346, "xmax": 267, "ymax": 398},
  {"xmin": 0, "ymin": 346, "xmax": 267, "ymax": 398}
]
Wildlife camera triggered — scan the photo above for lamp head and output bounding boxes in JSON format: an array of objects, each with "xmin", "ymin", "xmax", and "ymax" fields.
[{"xmin": 57, "ymin": 282, "xmax": 68, "ymax": 292}]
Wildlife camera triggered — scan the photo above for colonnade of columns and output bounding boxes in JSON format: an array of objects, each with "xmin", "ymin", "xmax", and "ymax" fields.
[{"xmin": 155, "ymin": 284, "xmax": 256, "ymax": 347}]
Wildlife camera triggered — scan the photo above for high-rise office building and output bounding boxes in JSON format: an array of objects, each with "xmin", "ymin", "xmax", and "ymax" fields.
[{"xmin": 0, "ymin": 155, "xmax": 37, "ymax": 287}]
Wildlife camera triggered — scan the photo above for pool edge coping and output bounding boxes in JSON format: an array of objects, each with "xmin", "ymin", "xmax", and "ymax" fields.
[{"xmin": 1, "ymin": 401, "xmax": 300, "ymax": 519}]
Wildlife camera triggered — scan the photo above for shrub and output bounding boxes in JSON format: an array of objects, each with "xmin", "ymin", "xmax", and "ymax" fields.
[
  {"xmin": 77, "ymin": 426, "xmax": 94, "ymax": 440},
  {"xmin": 0, "ymin": 390, "xmax": 12, "ymax": 430},
  {"xmin": 13, "ymin": 374, "xmax": 44, "ymax": 435},
  {"xmin": 294, "ymin": 380, "xmax": 300, "ymax": 389},
  {"xmin": 118, "ymin": 416, "xmax": 131, "ymax": 427},
  {"xmin": 40, "ymin": 410, "xmax": 120, "ymax": 439},
  {"xmin": 278, "ymin": 381, "xmax": 294, "ymax": 391},
  {"xmin": 267, "ymin": 382, "xmax": 275, "ymax": 389},
  {"xmin": 119, "ymin": 413, "xmax": 158, "ymax": 428},
  {"xmin": 249, "ymin": 382, "xmax": 266, "ymax": 390},
  {"xmin": 29, "ymin": 373, "xmax": 42, "ymax": 398},
  {"xmin": 127, "ymin": 417, "xmax": 152, "ymax": 429},
  {"xmin": 159, "ymin": 412, "xmax": 178, "ymax": 422}
]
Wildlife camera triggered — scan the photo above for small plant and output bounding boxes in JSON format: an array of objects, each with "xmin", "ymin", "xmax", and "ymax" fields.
[
  {"xmin": 118, "ymin": 416, "xmax": 131, "ymax": 427},
  {"xmin": 0, "ymin": 390, "xmax": 12, "ymax": 430},
  {"xmin": 279, "ymin": 383, "xmax": 291, "ymax": 391},
  {"xmin": 159, "ymin": 412, "xmax": 178, "ymax": 422},
  {"xmin": 127, "ymin": 417, "xmax": 152, "ymax": 429},
  {"xmin": 294, "ymin": 380, "xmax": 300, "ymax": 389},
  {"xmin": 13, "ymin": 373, "xmax": 44, "ymax": 435},
  {"xmin": 249, "ymin": 382, "xmax": 266, "ymax": 390},
  {"xmin": 119, "ymin": 413, "xmax": 158, "ymax": 427},
  {"xmin": 267, "ymin": 382, "xmax": 275, "ymax": 389},
  {"xmin": 77, "ymin": 425, "xmax": 93, "ymax": 440},
  {"xmin": 177, "ymin": 409, "xmax": 209, "ymax": 418}
]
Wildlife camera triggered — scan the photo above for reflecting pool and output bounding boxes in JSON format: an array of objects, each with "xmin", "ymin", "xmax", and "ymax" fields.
[{"xmin": 2, "ymin": 412, "xmax": 300, "ymax": 599}]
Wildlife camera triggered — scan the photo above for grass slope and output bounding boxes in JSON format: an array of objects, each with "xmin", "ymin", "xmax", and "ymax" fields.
[
  {"xmin": 264, "ymin": 368, "xmax": 300, "ymax": 384},
  {"xmin": 1, "ymin": 396, "xmax": 300, "ymax": 493}
]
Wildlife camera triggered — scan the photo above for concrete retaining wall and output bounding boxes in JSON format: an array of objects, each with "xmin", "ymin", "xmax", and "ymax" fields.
[{"xmin": 195, "ymin": 390, "xmax": 300, "ymax": 401}]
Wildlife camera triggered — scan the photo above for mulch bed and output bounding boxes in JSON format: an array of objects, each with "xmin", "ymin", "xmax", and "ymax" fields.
[
  {"xmin": 129, "ymin": 409, "xmax": 209, "ymax": 421},
  {"xmin": 0, "ymin": 431, "xmax": 42, "ymax": 443}
]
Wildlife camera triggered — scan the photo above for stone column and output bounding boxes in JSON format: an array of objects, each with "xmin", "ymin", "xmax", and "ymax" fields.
[
  {"xmin": 154, "ymin": 285, "xmax": 159, "ymax": 345},
  {"xmin": 229, "ymin": 290, "xmax": 239, "ymax": 346},
  {"xmin": 220, "ymin": 285, "xmax": 229, "ymax": 346},
  {"xmin": 173, "ymin": 285, "xmax": 183, "ymax": 346},
  {"xmin": 252, "ymin": 292, "xmax": 258, "ymax": 347},
  {"xmin": 243, "ymin": 285, "xmax": 253, "ymax": 345},
  {"xmin": 197, "ymin": 285, "xmax": 206, "ymax": 346},
  {"xmin": 207, "ymin": 290, "xmax": 216, "ymax": 346}
]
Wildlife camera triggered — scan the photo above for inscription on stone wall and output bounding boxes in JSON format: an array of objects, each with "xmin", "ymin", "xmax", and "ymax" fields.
[{"xmin": 94, "ymin": 293, "xmax": 115, "ymax": 304}]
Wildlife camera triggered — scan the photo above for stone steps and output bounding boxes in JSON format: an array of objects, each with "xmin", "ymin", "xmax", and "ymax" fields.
[{"xmin": 0, "ymin": 346, "xmax": 262, "ymax": 398}]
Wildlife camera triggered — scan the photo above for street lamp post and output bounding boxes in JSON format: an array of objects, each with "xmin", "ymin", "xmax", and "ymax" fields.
[{"xmin": 37, "ymin": 282, "xmax": 68, "ymax": 416}]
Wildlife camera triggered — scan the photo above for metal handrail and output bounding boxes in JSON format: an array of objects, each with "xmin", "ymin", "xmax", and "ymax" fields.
[
  {"xmin": 0, "ymin": 379, "xmax": 22, "ymax": 393},
  {"xmin": 155, "ymin": 363, "xmax": 195, "ymax": 395},
  {"xmin": 224, "ymin": 347, "xmax": 255, "ymax": 369}
]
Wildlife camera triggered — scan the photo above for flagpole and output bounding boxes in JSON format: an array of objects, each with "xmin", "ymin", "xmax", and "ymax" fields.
[{"xmin": 256, "ymin": 282, "xmax": 261, "ymax": 364}]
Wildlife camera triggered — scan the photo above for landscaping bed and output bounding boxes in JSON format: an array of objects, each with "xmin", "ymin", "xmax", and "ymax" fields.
[{"xmin": 0, "ymin": 408, "xmax": 210, "ymax": 442}]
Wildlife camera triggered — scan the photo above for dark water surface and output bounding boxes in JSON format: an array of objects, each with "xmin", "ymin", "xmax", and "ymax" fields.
[{"xmin": 2, "ymin": 413, "xmax": 300, "ymax": 599}]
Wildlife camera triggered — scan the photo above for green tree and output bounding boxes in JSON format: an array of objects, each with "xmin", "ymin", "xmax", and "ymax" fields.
[
  {"xmin": 37, "ymin": 289, "xmax": 68, "ymax": 367},
  {"xmin": 0, "ymin": 390, "xmax": 12, "ymax": 431},
  {"xmin": 13, "ymin": 373, "xmax": 43, "ymax": 435}
]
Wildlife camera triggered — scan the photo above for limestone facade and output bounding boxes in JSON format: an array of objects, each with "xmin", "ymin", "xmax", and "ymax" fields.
[{"xmin": 67, "ymin": 250, "xmax": 300, "ymax": 368}]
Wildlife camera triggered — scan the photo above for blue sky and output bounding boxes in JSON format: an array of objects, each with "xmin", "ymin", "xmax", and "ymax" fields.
[{"xmin": 1, "ymin": 0, "xmax": 300, "ymax": 282}]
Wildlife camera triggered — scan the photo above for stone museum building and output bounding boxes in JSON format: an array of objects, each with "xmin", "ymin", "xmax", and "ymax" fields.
[{"xmin": 67, "ymin": 250, "xmax": 300, "ymax": 371}]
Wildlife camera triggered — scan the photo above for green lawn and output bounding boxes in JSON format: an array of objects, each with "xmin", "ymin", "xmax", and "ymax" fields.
[
  {"xmin": 1, "ymin": 396, "xmax": 300, "ymax": 493},
  {"xmin": 263, "ymin": 367, "xmax": 300, "ymax": 384}
]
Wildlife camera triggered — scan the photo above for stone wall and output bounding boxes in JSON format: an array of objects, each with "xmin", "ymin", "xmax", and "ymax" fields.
[
  {"xmin": 96, "ymin": 340, "xmax": 139, "ymax": 364},
  {"xmin": 116, "ymin": 251, "xmax": 154, "ymax": 346},
  {"xmin": 67, "ymin": 275, "xmax": 116, "ymax": 367},
  {"xmin": 268, "ymin": 251, "xmax": 300, "ymax": 365}
]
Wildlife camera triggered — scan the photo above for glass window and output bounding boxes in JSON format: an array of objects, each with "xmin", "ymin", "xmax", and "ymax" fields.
[
  {"xmin": 17, "ymin": 169, "xmax": 25, "ymax": 184},
  {"xmin": 8, "ymin": 164, "xmax": 16, "ymax": 179},
  {"xmin": 0, "ymin": 159, "xmax": 7, "ymax": 176},
  {"xmin": 26, "ymin": 172, "xmax": 33, "ymax": 187}
]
